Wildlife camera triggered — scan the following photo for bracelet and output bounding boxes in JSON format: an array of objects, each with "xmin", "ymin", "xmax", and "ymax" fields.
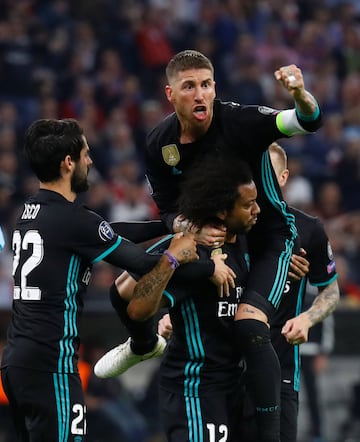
[{"xmin": 163, "ymin": 250, "xmax": 180, "ymax": 269}]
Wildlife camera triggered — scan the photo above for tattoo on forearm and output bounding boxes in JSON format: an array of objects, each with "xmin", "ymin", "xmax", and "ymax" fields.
[
  {"xmin": 306, "ymin": 281, "xmax": 339, "ymax": 326},
  {"xmin": 133, "ymin": 262, "xmax": 173, "ymax": 301},
  {"xmin": 296, "ymin": 91, "xmax": 318, "ymax": 115}
]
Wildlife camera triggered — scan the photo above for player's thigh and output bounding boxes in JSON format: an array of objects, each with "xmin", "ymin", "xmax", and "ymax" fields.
[
  {"xmin": 3, "ymin": 367, "xmax": 86, "ymax": 442},
  {"xmin": 242, "ymin": 248, "xmax": 292, "ymax": 316},
  {"xmin": 160, "ymin": 388, "xmax": 242, "ymax": 442}
]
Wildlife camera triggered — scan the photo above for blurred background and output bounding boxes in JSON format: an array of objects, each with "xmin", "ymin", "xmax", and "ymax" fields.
[{"xmin": 0, "ymin": 0, "xmax": 359, "ymax": 441}]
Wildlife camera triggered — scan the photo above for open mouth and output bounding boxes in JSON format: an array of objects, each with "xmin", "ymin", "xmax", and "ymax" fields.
[{"xmin": 193, "ymin": 105, "xmax": 207, "ymax": 120}]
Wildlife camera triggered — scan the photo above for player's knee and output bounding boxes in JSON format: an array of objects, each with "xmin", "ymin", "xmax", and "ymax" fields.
[{"xmin": 234, "ymin": 318, "xmax": 271, "ymax": 352}]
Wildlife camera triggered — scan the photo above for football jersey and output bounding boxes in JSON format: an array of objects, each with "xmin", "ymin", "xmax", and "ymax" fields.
[
  {"xmin": 157, "ymin": 236, "xmax": 250, "ymax": 396},
  {"xmin": 270, "ymin": 207, "xmax": 338, "ymax": 391},
  {"xmin": 2, "ymin": 189, "xmax": 152, "ymax": 373},
  {"xmin": 145, "ymin": 100, "xmax": 321, "ymax": 247}
]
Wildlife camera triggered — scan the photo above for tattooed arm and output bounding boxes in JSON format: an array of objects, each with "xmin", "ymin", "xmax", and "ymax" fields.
[
  {"xmin": 281, "ymin": 279, "xmax": 340, "ymax": 345},
  {"xmin": 127, "ymin": 233, "xmax": 198, "ymax": 321}
]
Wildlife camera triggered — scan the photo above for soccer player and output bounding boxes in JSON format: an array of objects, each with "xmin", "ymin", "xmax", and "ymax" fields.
[
  {"xmin": 99, "ymin": 49, "xmax": 323, "ymax": 441},
  {"xmin": 158, "ymin": 143, "xmax": 339, "ymax": 442},
  {"xmin": 267, "ymin": 143, "xmax": 339, "ymax": 442},
  {"xmin": 98, "ymin": 153, "xmax": 260, "ymax": 441},
  {"xmin": 0, "ymin": 118, "xmax": 198, "ymax": 442}
]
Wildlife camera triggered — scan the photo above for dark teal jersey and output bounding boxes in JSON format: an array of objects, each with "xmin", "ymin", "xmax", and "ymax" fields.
[
  {"xmin": 158, "ymin": 237, "xmax": 249, "ymax": 395},
  {"xmin": 270, "ymin": 207, "xmax": 338, "ymax": 391},
  {"xmin": 2, "ymin": 189, "xmax": 160, "ymax": 373}
]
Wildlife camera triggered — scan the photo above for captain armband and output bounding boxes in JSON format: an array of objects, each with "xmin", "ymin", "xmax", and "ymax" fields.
[{"xmin": 276, "ymin": 109, "xmax": 312, "ymax": 136}]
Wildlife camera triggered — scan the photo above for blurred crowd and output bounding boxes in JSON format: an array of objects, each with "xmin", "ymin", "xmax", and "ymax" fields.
[{"xmin": 0, "ymin": 0, "xmax": 359, "ymax": 307}]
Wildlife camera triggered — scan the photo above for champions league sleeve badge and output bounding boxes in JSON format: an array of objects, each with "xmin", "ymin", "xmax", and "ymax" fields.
[
  {"xmin": 258, "ymin": 106, "xmax": 278, "ymax": 115},
  {"xmin": 98, "ymin": 220, "xmax": 115, "ymax": 241},
  {"xmin": 162, "ymin": 144, "xmax": 180, "ymax": 166}
]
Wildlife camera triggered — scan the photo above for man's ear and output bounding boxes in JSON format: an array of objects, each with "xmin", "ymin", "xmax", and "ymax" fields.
[
  {"xmin": 216, "ymin": 211, "xmax": 226, "ymax": 221},
  {"xmin": 62, "ymin": 155, "xmax": 74, "ymax": 174},
  {"xmin": 280, "ymin": 168, "xmax": 289, "ymax": 187},
  {"xmin": 165, "ymin": 85, "xmax": 172, "ymax": 102}
]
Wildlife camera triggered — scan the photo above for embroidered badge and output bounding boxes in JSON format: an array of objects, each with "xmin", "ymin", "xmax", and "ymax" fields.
[{"xmin": 162, "ymin": 144, "xmax": 180, "ymax": 166}]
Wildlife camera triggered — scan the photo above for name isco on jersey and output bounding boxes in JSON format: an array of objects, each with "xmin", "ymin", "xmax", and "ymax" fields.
[
  {"xmin": 217, "ymin": 286, "xmax": 243, "ymax": 317},
  {"xmin": 21, "ymin": 204, "xmax": 40, "ymax": 219}
]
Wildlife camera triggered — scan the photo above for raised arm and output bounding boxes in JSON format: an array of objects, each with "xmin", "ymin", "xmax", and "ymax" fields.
[{"xmin": 274, "ymin": 64, "xmax": 322, "ymax": 135}]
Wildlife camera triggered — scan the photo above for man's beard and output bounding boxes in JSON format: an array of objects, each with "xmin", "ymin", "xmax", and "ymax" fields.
[{"xmin": 71, "ymin": 169, "xmax": 89, "ymax": 193}]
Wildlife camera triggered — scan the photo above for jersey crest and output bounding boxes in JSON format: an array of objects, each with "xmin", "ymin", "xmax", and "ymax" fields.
[{"xmin": 162, "ymin": 144, "xmax": 180, "ymax": 166}]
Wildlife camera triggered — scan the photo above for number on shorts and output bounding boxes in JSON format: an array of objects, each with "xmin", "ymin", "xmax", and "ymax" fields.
[
  {"xmin": 206, "ymin": 423, "xmax": 228, "ymax": 442},
  {"xmin": 71, "ymin": 404, "xmax": 87, "ymax": 435}
]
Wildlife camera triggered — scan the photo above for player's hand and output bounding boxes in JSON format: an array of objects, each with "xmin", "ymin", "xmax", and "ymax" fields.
[
  {"xmin": 193, "ymin": 223, "xmax": 227, "ymax": 248},
  {"xmin": 209, "ymin": 253, "xmax": 236, "ymax": 298},
  {"xmin": 281, "ymin": 312, "xmax": 311, "ymax": 345},
  {"xmin": 274, "ymin": 64, "xmax": 305, "ymax": 96},
  {"xmin": 158, "ymin": 313, "xmax": 173, "ymax": 340},
  {"xmin": 288, "ymin": 248, "xmax": 309, "ymax": 281},
  {"xmin": 167, "ymin": 232, "xmax": 199, "ymax": 265}
]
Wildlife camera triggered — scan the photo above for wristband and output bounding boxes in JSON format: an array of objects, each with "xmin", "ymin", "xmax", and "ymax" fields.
[{"xmin": 163, "ymin": 250, "xmax": 180, "ymax": 269}]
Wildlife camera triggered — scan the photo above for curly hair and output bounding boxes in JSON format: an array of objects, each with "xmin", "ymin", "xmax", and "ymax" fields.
[{"xmin": 177, "ymin": 152, "xmax": 253, "ymax": 227}]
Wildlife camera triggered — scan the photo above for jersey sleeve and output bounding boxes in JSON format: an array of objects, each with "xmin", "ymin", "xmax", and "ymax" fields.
[
  {"xmin": 307, "ymin": 219, "xmax": 337, "ymax": 286},
  {"xmin": 218, "ymin": 103, "xmax": 285, "ymax": 164},
  {"xmin": 222, "ymin": 102, "xmax": 321, "ymax": 158},
  {"xmin": 110, "ymin": 220, "xmax": 169, "ymax": 243},
  {"xmin": 70, "ymin": 206, "xmax": 123, "ymax": 263}
]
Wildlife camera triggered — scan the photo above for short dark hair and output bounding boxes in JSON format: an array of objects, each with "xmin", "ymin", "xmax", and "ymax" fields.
[
  {"xmin": 166, "ymin": 50, "xmax": 214, "ymax": 82},
  {"xmin": 177, "ymin": 153, "xmax": 253, "ymax": 227},
  {"xmin": 24, "ymin": 118, "xmax": 84, "ymax": 182}
]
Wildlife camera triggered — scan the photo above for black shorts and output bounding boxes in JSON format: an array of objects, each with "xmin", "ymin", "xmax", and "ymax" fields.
[
  {"xmin": 1, "ymin": 366, "xmax": 86, "ymax": 442},
  {"xmin": 238, "ymin": 382, "xmax": 299, "ymax": 442},
  {"xmin": 159, "ymin": 387, "xmax": 245, "ymax": 442},
  {"xmin": 241, "ymin": 246, "xmax": 294, "ymax": 318},
  {"xmin": 280, "ymin": 382, "xmax": 299, "ymax": 442}
]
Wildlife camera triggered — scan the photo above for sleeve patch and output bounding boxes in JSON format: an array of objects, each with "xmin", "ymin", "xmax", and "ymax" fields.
[
  {"xmin": 327, "ymin": 260, "xmax": 336, "ymax": 274},
  {"xmin": 98, "ymin": 221, "xmax": 115, "ymax": 241},
  {"xmin": 257, "ymin": 106, "xmax": 279, "ymax": 116}
]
